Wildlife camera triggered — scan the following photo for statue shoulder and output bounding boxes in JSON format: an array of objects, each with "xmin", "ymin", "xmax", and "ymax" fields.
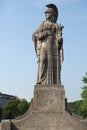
[{"xmin": 38, "ymin": 21, "xmax": 45, "ymax": 29}]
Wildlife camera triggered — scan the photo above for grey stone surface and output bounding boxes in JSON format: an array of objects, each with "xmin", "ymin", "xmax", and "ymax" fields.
[
  {"xmin": 33, "ymin": 85, "xmax": 65, "ymax": 112},
  {"xmin": 1, "ymin": 120, "xmax": 11, "ymax": 130},
  {"xmin": 11, "ymin": 111, "xmax": 87, "ymax": 130},
  {"xmin": 32, "ymin": 4, "xmax": 64, "ymax": 85},
  {"xmin": 1, "ymin": 85, "xmax": 87, "ymax": 130}
]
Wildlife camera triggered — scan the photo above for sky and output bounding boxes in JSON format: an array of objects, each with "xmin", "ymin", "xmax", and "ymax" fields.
[{"xmin": 0, "ymin": 0, "xmax": 87, "ymax": 102}]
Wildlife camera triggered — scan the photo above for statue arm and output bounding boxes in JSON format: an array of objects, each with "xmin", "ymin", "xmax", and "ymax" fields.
[
  {"xmin": 32, "ymin": 22, "xmax": 45, "ymax": 41},
  {"xmin": 60, "ymin": 45, "xmax": 64, "ymax": 65},
  {"xmin": 32, "ymin": 22, "xmax": 45, "ymax": 57},
  {"xmin": 32, "ymin": 22, "xmax": 55, "ymax": 41},
  {"xmin": 55, "ymin": 24, "xmax": 64, "ymax": 64},
  {"xmin": 58, "ymin": 25, "xmax": 64, "ymax": 45},
  {"xmin": 58, "ymin": 25, "xmax": 64, "ymax": 64}
]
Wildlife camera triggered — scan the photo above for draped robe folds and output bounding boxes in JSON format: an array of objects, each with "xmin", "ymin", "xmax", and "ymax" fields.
[{"xmin": 32, "ymin": 21, "xmax": 63, "ymax": 85}]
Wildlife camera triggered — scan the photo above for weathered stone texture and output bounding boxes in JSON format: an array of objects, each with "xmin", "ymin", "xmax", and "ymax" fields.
[
  {"xmin": 11, "ymin": 112, "xmax": 87, "ymax": 130},
  {"xmin": 1, "ymin": 85, "xmax": 87, "ymax": 130},
  {"xmin": 32, "ymin": 4, "xmax": 64, "ymax": 85},
  {"xmin": 33, "ymin": 85, "xmax": 65, "ymax": 112},
  {"xmin": 1, "ymin": 120, "xmax": 11, "ymax": 130}
]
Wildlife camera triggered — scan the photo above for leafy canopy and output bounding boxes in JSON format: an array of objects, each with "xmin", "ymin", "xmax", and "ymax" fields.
[
  {"xmin": 81, "ymin": 73, "xmax": 87, "ymax": 118},
  {"xmin": 2, "ymin": 99, "xmax": 29, "ymax": 119}
]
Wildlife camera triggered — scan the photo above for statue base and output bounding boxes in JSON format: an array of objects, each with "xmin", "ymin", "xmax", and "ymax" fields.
[
  {"xmin": 1, "ymin": 85, "xmax": 87, "ymax": 130},
  {"xmin": 33, "ymin": 85, "xmax": 65, "ymax": 112}
]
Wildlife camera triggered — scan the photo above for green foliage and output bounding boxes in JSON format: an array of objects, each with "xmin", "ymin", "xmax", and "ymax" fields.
[
  {"xmin": 2, "ymin": 99, "xmax": 19, "ymax": 119},
  {"xmin": 80, "ymin": 73, "xmax": 87, "ymax": 118},
  {"xmin": 82, "ymin": 72, "xmax": 87, "ymax": 84},
  {"xmin": 17, "ymin": 99, "xmax": 30, "ymax": 116},
  {"xmin": 81, "ymin": 73, "xmax": 87, "ymax": 99},
  {"xmin": 0, "ymin": 107, "xmax": 2, "ymax": 119},
  {"xmin": 81, "ymin": 86, "xmax": 87, "ymax": 99},
  {"xmin": 68, "ymin": 73, "xmax": 87, "ymax": 118},
  {"xmin": 67, "ymin": 100, "xmax": 82, "ymax": 116},
  {"xmin": 2, "ymin": 99, "xmax": 30, "ymax": 119}
]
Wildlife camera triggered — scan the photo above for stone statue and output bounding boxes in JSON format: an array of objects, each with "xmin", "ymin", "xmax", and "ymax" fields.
[{"xmin": 32, "ymin": 4, "xmax": 64, "ymax": 85}]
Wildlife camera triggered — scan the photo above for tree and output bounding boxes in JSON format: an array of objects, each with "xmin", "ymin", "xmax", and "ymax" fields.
[
  {"xmin": 2, "ymin": 99, "xmax": 19, "ymax": 119},
  {"xmin": 2, "ymin": 99, "xmax": 30, "ymax": 119},
  {"xmin": 0, "ymin": 107, "xmax": 2, "ymax": 120},
  {"xmin": 17, "ymin": 99, "xmax": 30, "ymax": 116},
  {"xmin": 81, "ymin": 72, "xmax": 87, "ymax": 118},
  {"xmin": 67, "ymin": 100, "xmax": 82, "ymax": 116}
]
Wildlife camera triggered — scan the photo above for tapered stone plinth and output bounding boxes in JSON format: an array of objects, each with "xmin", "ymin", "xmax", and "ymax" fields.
[{"xmin": 1, "ymin": 85, "xmax": 87, "ymax": 130}]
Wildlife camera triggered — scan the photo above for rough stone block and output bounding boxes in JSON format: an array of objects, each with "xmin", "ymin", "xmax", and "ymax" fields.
[
  {"xmin": 33, "ymin": 85, "xmax": 65, "ymax": 112},
  {"xmin": 1, "ymin": 120, "xmax": 11, "ymax": 130}
]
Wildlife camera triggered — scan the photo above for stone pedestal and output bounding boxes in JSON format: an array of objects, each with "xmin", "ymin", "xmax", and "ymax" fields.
[
  {"xmin": 1, "ymin": 120, "xmax": 11, "ymax": 130},
  {"xmin": 1, "ymin": 85, "xmax": 87, "ymax": 130},
  {"xmin": 33, "ymin": 85, "xmax": 65, "ymax": 112}
]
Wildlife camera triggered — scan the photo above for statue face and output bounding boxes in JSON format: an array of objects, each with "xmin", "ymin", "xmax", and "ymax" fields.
[{"xmin": 45, "ymin": 12, "xmax": 52, "ymax": 21}]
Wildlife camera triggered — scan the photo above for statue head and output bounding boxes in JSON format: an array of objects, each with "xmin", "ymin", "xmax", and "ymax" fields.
[{"xmin": 45, "ymin": 4, "xmax": 58, "ymax": 23}]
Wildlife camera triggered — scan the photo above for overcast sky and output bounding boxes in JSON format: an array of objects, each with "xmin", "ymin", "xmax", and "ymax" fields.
[{"xmin": 0, "ymin": 0, "xmax": 87, "ymax": 102}]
